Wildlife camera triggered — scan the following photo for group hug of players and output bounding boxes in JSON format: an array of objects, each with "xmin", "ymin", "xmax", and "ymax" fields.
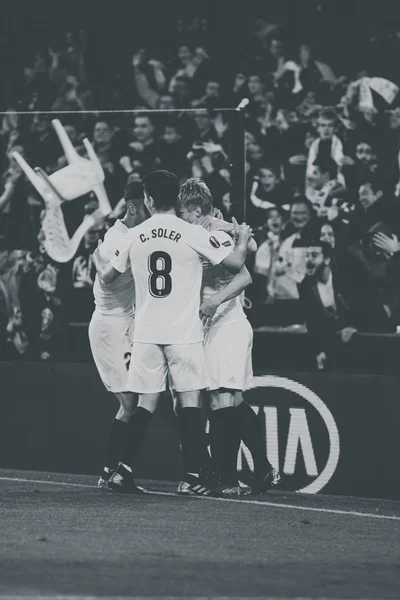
[{"xmin": 89, "ymin": 170, "xmax": 280, "ymax": 497}]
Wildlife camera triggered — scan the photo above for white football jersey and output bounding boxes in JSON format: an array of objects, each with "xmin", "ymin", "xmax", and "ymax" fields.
[
  {"xmin": 111, "ymin": 213, "xmax": 234, "ymax": 344},
  {"xmin": 200, "ymin": 216, "xmax": 247, "ymax": 328},
  {"xmin": 93, "ymin": 220, "xmax": 135, "ymax": 317}
]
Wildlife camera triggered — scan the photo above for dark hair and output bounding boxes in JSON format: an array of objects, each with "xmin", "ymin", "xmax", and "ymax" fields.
[
  {"xmin": 307, "ymin": 239, "xmax": 334, "ymax": 260},
  {"xmin": 313, "ymin": 156, "xmax": 338, "ymax": 180},
  {"xmin": 125, "ymin": 177, "xmax": 143, "ymax": 202},
  {"xmin": 291, "ymin": 197, "xmax": 313, "ymax": 213},
  {"xmin": 259, "ymin": 161, "xmax": 281, "ymax": 179},
  {"xmin": 164, "ymin": 119, "xmax": 183, "ymax": 136},
  {"xmin": 142, "ymin": 170, "xmax": 180, "ymax": 210},
  {"xmin": 359, "ymin": 173, "xmax": 384, "ymax": 194},
  {"xmin": 134, "ymin": 113, "xmax": 154, "ymax": 126},
  {"xmin": 318, "ymin": 109, "xmax": 336, "ymax": 123}
]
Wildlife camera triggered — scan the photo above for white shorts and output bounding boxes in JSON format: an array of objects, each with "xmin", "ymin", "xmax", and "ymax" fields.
[
  {"xmin": 127, "ymin": 342, "xmax": 209, "ymax": 393},
  {"xmin": 88, "ymin": 310, "xmax": 134, "ymax": 393},
  {"xmin": 203, "ymin": 319, "xmax": 253, "ymax": 392}
]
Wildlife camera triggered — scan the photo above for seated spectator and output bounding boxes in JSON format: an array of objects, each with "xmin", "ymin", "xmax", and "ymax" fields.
[
  {"xmin": 306, "ymin": 109, "xmax": 349, "ymax": 182},
  {"xmin": 6, "ymin": 304, "xmax": 29, "ymax": 358},
  {"xmin": 248, "ymin": 161, "xmax": 291, "ymax": 225},
  {"xmin": 348, "ymin": 175, "xmax": 400, "ymax": 242},
  {"xmin": 191, "ymin": 80, "xmax": 223, "ymax": 110},
  {"xmin": 169, "ymin": 45, "xmax": 210, "ymax": 99},
  {"xmin": 192, "ymin": 109, "xmax": 220, "ymax": 144},
  {"xmin": 126, "ymin": 114, "xmax": 161, "ymax": 174},
  {"xmin": 298, "ymin": 240, "xmax": 395, "ymax": 371},
  {"xmin": 157, "ymin": 94, "xmax": 176, "ymax": 110},
  {"xmin": 281, "ymin": 197, "xmax": 318, "ymax": 241},
  {"xmin": 0, "ymin": 148, "xmax": 43, "ymax": 252},
  {"xmin": 306, "ymin": 156, "xmax": 347, "ymax": 219},
  {"xmin": 252, "ymin": 207, "xmax": 285, "ymax": 304},
  {"xmin": 158, "ymin": 121, "xmax": 191, "ymax": 180},
  {"xmin": 345, "ymin": 139, "xmax": 380, "ymax": 195},
  {"xmin": 318, "ymin": 219, "xmax": 349, "ymax": 252},
  {"xmin": 348, "ymin": 222, "xmax": 400, "ymax": 324},
  {"xmin": 267, "ymin": 199, "xmax": 317, "ymax": 302},
  {"xmin": 69, "ymin": 221, "xmax": 103, "ymax": 323}
]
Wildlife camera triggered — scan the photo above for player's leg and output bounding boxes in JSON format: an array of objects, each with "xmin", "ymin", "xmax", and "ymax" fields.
[
  {"xmin": 157, "ymin": 390, "xmax": 181, "ymax": 438},
  {"xmin": 234, "ymin": 321, "xmax": 281, "ymax": 492},
  {"xmin": 201, "ymin": 323, "xmax": 245, "ymax": 494},
  {"xmin": 98, "ymin": 391, "xmax": 137, "ymax": 488},
  {"xmin": 88, "ymin": 312, "xmax": 137, "ymax": 487},
  {"xmin": 108, "ymin": 343, "xmax": 167, "ymax": 494},
  {"xmin": 234, "ymin": 392, "xmax": 280, "ymax": 491},
  {"xmin": 166, "ymin": 343, "xmax": 217, "ymax": 496},
  {"xmin": 209, "ymin": 388, "xmax": 241, "ymax": 493}
]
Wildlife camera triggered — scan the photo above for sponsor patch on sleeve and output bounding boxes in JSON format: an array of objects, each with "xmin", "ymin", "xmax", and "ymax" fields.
[
  {"xmin": 222, "ymin": 240, "xmax": 232, "ymax": 247},
  {"xmin": 115, "ymin": 249, "xmax": 120, "ymax": 256},
  {"xmin": 209, "ymin": 236, "xmax": 220, "ymax": 249}
]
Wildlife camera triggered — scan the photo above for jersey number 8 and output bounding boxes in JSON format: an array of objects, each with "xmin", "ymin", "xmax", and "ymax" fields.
[{"xmin": 148, "ymin": 251, "xmax": 172, "ymax": 298}]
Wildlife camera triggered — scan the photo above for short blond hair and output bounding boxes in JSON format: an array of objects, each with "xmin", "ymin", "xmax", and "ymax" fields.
[{"xmin": 178, "ymin": 177, "xmax": 213, "ymax": 215}]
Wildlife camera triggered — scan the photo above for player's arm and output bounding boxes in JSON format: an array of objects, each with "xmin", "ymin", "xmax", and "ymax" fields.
[
  {"xmin": 212, "ymin": 218, "xmax": 257, "ymax": 254},
  {"xmin": 92, "ymin": 241, "xmax": 121, "ymax": 283},
  {"xmin": 220, "ymin": 220, "xmax": 253, "ymax": 274},
  {"xmin": 200, "ymin": 266, "xmax": 252, "ymax": 326},
  {"xmin": 93, "ymin": 234, "xmax": 133, "ymax": 283},
  {"xmin": 188, "ymin": 219, "xmax": 252, "ymax": 274}
]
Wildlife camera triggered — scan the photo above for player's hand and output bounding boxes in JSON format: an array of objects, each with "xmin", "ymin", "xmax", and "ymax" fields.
[
  {"xmin": 232, "ymin": 217, "xmax": 253, "ymax": 242},
  {"xmin": 340, "ymin": 327, "xmax": 357, "ymax": 344},
  {"xmin": 200, "ymin": 297, "xmax": 219, "ymax": 328},
  {"xmin": 316, "ymin": 351, "xmax": 327, "ymax": 370}
]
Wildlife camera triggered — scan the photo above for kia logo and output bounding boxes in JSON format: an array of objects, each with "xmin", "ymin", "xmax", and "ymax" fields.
[{"xmin": 239, "ymin": 375, "xmax": 340, "ymax": 494}]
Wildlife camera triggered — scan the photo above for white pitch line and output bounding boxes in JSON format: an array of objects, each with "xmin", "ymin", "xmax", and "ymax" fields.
[
  {"xmin": 0, "ymin": 597, "xmax": 392, "ymax": 600},
  {"xmin": 0, "ymin": 596, "xmax": 386, "ymax": 600},
  {"xmin": 1, "ymin": 476, "xmax": 400, "ymax": 521}
]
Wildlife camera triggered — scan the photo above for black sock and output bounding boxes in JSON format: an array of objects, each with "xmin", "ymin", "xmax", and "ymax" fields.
[
  {"xmin": 210, "ymin": 407, "xmax": 240, "ymax": 486},
  {"xmin": 105, "ymin": 418, "xmax": 128, "ymax": 471},
  {"xmin": 178, "ymin": 407, "xmax": 210, "ymax": 477},
  {"xmin": 235, "ymin": 401, "xmax": 272, "ymax": 475},
  {"xmin": 158, "ymin": 391, "xmax": 181, "ymax": 439},
  {"xmin": 121, "ymin": 407, "xmax": 154, "ymax": 468}
]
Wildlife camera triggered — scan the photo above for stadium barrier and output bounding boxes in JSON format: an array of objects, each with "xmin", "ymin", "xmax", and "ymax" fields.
[{"xmin": 0, "ymin": 358, "xmax": 399, "ymax": 500}]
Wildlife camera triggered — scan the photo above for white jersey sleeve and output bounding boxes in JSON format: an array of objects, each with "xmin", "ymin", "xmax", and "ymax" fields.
[
  {"xmin": 110, "ymin": 230, "xmax": 136, "ymax": 273},
  {"xmin": 186, "ymin": 226, "xmax": 234, "ymax": 265},
  {"xmin": 93, "ymin": 220, "xmax": 135, "ymax": 316}
]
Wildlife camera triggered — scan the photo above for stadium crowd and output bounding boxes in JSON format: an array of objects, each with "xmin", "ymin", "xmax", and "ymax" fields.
[{"xmin": 2, "ymin": 11, "xmax": 400, "ymax": 361}]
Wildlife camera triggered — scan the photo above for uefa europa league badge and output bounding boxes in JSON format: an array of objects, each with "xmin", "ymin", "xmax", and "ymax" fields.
[{"xmin": 12, "ymin": 120, "xmax": 112, "ymax": 263}]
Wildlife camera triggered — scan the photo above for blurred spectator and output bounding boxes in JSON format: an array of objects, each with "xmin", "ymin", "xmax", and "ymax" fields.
[
  {"xmin": 349, "ymin": 175, "xmax": 400, "ymax": 242},
  {"xmin": 248, "ymin": 161, "xmax": 291, "ymax": 225},
  {"xmin": 306, "ymin": 156, "xmax": 347, "ymax": 219},
  {"xmin": 69, "ymin": 222, "xmax": 104, "ymax": 323},
  {"xmin": 252, "ymin": 207, "xmax": 285, "ymax": 305},
  {"xmin": 267, "ymin": 199, "xmax": 317, "ymax": 302},
  {"xmin": 298, "ymin": 240, "xmax": 395, "ymax": 371}
]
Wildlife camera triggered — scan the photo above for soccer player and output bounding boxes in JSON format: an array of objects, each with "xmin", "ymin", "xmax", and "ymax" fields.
[
  {"xmin": 93, "ymin": 170, "xmax": 252, "ymax": 495},
  {"xmin": 90, "ymin": 177, "xmax": 179, "ymax": 489},
  {"xmin": 178, "ymin": 178, "xmax": 281, "ymax": 495}
]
